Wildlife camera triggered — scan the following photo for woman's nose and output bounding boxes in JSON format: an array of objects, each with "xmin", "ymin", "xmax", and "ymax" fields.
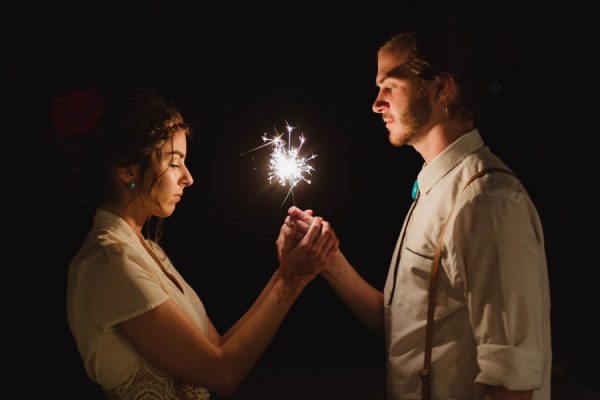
[{"xmin": 182, "ymin": 165, "xmax": 194, "ymax": 187}]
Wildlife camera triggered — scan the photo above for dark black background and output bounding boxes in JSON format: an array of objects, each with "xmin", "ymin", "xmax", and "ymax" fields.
[{"xmin": 3, "ymin": 2, "xmax": 599, "ymax": 398}]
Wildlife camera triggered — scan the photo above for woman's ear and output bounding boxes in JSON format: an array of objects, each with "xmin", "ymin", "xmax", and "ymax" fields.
[{"xmin": 114, "ymin": 164, "xmax": 140, "ymax": 185}]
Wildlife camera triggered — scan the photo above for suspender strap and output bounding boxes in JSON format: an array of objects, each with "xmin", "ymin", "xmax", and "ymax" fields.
[{"xmin": 420, "ymin": 168, "xmax": 515, "ymax": 400}]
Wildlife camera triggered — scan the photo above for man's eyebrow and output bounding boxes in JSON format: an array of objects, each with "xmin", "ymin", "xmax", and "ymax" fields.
[
  {"xmin": 388, "ymin": 64, "xmax": 413, "ymax": 79},
  {"xmin": 376, "ymin": 76, "xmax": 389, "ymax": 86},
  {"xmin": 376, "ymin": 64, "xmax": 412, "ymax": 86}
]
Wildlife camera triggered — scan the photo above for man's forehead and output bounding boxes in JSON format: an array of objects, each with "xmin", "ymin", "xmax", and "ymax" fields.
[
  {"xmin": 376, "ymin": 50, "xmax": 412, "ymax": 83},
  {"xmin": 378, "ymin": 49, "xmax": 408, "ymax": 67}
]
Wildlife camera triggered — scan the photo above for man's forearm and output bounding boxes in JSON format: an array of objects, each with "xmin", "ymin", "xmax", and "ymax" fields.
[{"xmin": 322, "ymin": 251, "xmax": 384, "ymax": 333}]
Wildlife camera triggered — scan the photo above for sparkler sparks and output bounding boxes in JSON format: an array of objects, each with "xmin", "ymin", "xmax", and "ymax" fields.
[{"xmin": 241, "ymin": 121, "xmax": 317, "ymax": 206}]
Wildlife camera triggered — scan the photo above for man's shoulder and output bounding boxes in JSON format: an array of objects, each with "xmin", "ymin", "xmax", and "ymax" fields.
[
  {"xmin": 463, "ymin": 146, "xmax": 510, "ymax": 173},
  {"xmin": 456, "ymin": 149, "xmax": 524, "ymax": 202}
]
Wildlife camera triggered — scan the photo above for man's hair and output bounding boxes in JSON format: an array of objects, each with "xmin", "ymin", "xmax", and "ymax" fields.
[{"xmin": 380, "ymin": 16, "xmax": 483, "ymax": 121}]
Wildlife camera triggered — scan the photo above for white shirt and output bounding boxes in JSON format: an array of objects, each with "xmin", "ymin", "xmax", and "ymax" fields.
[
  {"xmin": 383, "ymin": 130, "xmax": 551, "ymax": 399},
  {"xmin": 67, "ymin": 209, "xmax": 210, "ymax": 399}
]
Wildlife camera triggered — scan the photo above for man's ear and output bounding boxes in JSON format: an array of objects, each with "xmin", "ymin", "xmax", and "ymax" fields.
[{"xmin": 435, "ymin": 73, "xmax": 454, "ymax": 101}]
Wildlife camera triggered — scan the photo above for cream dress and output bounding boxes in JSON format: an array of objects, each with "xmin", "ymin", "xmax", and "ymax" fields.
[{"xmin": 67, "ymin": 208, "xmax": 210, "ymax": 399}]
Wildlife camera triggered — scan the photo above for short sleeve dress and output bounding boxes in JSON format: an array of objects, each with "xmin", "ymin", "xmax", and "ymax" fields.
[{"xmin": 67, "ymin": 208, "xmax": 210, "ymax": 399}]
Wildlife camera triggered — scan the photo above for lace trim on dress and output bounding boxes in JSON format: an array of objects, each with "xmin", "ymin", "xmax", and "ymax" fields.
[{"xmin": 104, "ymin": 363, "xmax": 210, "ymax": 400}]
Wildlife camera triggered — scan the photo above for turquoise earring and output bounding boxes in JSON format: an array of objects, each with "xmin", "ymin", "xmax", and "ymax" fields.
[{"xmin": 127, "ymin": 181, "xmax": 136, "ymax": 190}]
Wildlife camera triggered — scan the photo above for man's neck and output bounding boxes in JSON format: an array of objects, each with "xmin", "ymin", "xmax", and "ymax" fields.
[{"xmin": 413, "ymin": 118, "xmax": 475, "ymax": 164}]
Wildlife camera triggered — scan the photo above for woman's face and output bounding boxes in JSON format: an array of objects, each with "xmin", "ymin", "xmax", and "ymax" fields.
[{"xmin": 143, "ymin": 129, "xmax": 194, "ymax": 218}]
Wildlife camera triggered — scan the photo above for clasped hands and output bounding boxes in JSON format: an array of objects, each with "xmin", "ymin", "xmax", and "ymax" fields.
[{"xmin": 275, "ymin": 206, "xmax": 338, "ymax": 287}]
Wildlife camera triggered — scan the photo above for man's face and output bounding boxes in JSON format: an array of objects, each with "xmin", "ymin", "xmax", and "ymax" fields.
[{"xmin": 372, "ymin": 50, "xmax": 432, "ymax": 147}]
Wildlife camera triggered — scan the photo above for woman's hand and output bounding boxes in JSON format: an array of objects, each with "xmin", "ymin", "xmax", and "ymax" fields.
[
  {"xmin": 275, "ymin": 215, "xmax": 338, "ymax": 288},
  {"xmin": 287, "ymin": 206, "xmax": 317, "ymax": 240}
]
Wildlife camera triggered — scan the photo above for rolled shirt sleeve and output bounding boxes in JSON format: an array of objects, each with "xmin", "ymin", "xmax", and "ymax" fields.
[{"xmin": 449, "ymin": 190, "xmax": 550, "ymax": 390}]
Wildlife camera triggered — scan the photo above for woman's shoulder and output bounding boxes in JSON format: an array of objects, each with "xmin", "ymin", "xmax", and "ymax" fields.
[
  {"xmin": 92, "ymin": 227, "xmax": 137, "ymax": 253},
  {"xmin": 70, "ymin": 227, "xmax": 141, "ymax": 271}
]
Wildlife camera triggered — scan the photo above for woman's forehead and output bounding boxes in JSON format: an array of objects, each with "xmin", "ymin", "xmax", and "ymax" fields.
[{"xmin": 161, "ymin": 130, "xmax": 188, "ymax": 155}]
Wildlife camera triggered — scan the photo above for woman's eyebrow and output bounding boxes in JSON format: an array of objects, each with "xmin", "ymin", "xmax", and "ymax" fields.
[{"xmin": 166, "ymin": 150, "xmax": 185, "ymax": 159}]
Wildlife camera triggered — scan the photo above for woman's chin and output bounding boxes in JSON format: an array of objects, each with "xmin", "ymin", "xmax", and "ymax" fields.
[{"xmin": 154, "ymin": 205, "xmax": 176, "ymax": 218}]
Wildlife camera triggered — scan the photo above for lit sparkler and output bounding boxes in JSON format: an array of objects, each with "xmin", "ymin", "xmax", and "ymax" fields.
[{"xmin": 241, "ymin": 121, "xmax": 317, "ymax": 206}]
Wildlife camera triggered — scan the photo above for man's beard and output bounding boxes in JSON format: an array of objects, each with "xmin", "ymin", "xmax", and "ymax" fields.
[{"xmin": 390, "ymin": 83, "xmax": 432, "ymax": 146}]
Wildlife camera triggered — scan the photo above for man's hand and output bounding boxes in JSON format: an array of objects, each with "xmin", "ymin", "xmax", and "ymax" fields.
[
  {"xmin": 287, "ymin": 206, "xmax": 316, "ymax": 240},
  {"xmin": 275, "ymin": 207, "xmax": 319, "ymax": 260},
  {"xmin": 275, "ymin": 214, "xmax": 338, "ymax": 288}
]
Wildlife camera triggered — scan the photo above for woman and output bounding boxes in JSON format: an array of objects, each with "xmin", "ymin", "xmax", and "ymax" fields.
[{"xmin": 53, "ymin": 83, "xmax": 338, "ymax": 399}]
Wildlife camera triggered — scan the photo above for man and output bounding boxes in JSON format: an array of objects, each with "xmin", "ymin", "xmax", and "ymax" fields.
[{"xmin": 286, "ymin": 18, "xmax": 551, "ymax": 399}]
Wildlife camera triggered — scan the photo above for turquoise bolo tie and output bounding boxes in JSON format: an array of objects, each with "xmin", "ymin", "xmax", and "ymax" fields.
[{"xmin": 411, "ymin": 179, "xmax": 419, "ymax": 200}]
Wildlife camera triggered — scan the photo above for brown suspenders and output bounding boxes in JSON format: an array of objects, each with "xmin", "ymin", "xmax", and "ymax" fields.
[{"xmin": 420, "ymin": 168, "xmax": 515, "ymax": 400}]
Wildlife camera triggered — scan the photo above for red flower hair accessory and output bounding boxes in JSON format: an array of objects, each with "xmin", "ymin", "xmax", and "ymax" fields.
[{"xmin": 49, "ymin": 88, "xmax": 106, "ymax": 137}]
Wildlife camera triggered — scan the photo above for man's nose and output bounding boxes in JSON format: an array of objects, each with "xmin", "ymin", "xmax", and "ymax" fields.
[{"xmin": 372, "ymin": 92, "xmax": 388, "ymax": 114}]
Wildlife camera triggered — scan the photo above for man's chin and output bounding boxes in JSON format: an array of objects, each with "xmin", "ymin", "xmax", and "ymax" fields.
[{"xmin": 388, "ymin": 131, "xmax": 406, "ymax": 147}]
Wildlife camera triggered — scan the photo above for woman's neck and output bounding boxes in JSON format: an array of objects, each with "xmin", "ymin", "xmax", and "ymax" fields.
[{"xmin": 99, "ymin": 202, "xmax": 148, "ymax": 239}]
